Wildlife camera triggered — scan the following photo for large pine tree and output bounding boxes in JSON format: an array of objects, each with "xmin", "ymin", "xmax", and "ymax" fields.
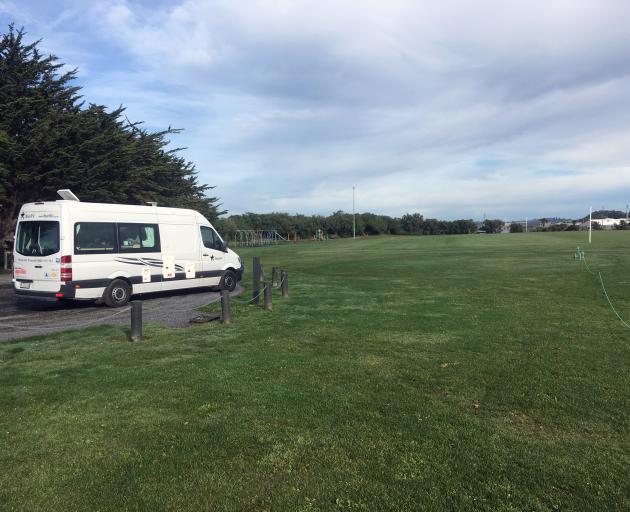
[{"xmin": 0, "ymin": 25, "xmax": 223, "ymax": 243}]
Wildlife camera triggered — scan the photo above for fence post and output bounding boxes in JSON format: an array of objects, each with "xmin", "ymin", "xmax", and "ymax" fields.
[
  {"xmin": 221, "ymin": 290, "xmax": 232, "ymax": 324},
  {"xmin": 129, "ymin": 300, "xmax": 142, "ymax": 342},
  {"xmin": 252, "ymin": 256, "xmax": 261, "ymax": 305},
  {"xmin": 281, "ymin": 270, "xmax": 289, "ymax": 298},
  {"xmin": 271, "ymin": 266, "xmax": 278, "ymax": 287},
  {"xmin": 264, "ymin": 281, "xmax": 272, "ymax": 310}
]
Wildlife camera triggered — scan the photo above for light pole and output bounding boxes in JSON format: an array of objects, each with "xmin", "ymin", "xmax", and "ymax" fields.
[
  {"xmin": 352, "ymin": 186, "xmax": 356, "ymax": 240},
  {"xmin": 525, "ymin": 216, "xmax": 528, "ymax": 233},
  {"xmin": 589, "ymin": 206, "xmax": 592, "ymax": 244}
]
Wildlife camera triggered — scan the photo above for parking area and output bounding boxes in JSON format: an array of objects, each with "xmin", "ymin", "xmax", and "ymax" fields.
[{"xmin": 0, "ymin": 278, "xmax": 243, "ymax": 342}]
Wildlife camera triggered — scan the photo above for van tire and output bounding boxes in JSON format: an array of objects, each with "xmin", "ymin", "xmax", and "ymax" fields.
[
  {"xmin": 103, "ymin": 279, "xmax": 131, "ymax": 308},
  {"xmin": 220, "ymin": 270, "xmax": 237, "ymax": 292}
]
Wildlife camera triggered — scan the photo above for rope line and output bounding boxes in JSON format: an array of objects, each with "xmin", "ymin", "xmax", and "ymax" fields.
[
  {"xmin": 580, "ymin": 252, "xmax": 630, "ymax": 331},
  {"xmin": 137, "ymin": 294, "xmax": 222, "ymax": 315},
  {"xmin": 582, "ymin": 256, "xmax": 595, "ymax": 275},
  {"xmin": 0, "ymin": 292, "xmax": 227, "ymax": 331},
  {"xmin": 1, "ymin": 272, "xmax": 284, "ymax": 333},
  {"xmin": 230, "ymin": 287, "xmax": 266, "ymax": 305},
  {"xmin": 226, "ymin": 275, "xmax": 286, "ymax": 306},
  {"xmin": 260, "ymin": 270, "xmax": 282, "ymax": 287},
  {"xmin": 597, "ymin": 271, "xmax": 630, "ymax": 330},
  {"xmin": 0, "ymin": 306, "xmax": 132, "ymax": 331}
]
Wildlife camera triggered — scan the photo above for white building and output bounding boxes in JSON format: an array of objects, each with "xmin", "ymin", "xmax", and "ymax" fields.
[{"xmin": 581, "ymin": 218, "xmax": 625, "ymax": 229}]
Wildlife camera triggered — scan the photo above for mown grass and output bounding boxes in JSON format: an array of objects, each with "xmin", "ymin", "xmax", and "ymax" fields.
[{"xmin": 1, "ymin": 232, "xmax": 629, "ymax": 511}]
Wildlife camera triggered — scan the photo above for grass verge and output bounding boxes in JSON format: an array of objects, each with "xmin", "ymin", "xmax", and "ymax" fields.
[{"xmin": 1, "ymin": 232, "xmax": 629, "ymax": 511}]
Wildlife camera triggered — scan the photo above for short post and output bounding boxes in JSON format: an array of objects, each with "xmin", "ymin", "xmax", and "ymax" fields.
[
  {"xmin": 221, "ymin": 289, "xmax": 231, "ymax": 324},
  {"xmin": 281, "ymin": 270, "xmax": 289, "ymax": 298},
  {"xmin": 271, "ymin": 266, "xmax": 278, "ymax": 286},
  {"xmin": 129, "ymin": 300, "xmax": 142, "ymax": 342},
  {"xmin": 3, "ymin": 251, "xmax": 8, "ymax": 270},
  {"xmin": 252, "ymin": 256, "xmax": 261, "ymax": 305},
  {"xmin": 264, "ymin": 281, "xmax": 272, "ymax": 310}
]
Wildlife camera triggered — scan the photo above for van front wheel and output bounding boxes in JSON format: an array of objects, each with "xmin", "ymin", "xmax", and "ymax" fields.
[
  {"xmin": 104, "ymin": 279, "xmax": 131, "ymax": 307},
  {"xmin": 220, "ymin": 270, "xmax": 237, "ymax": 292}
]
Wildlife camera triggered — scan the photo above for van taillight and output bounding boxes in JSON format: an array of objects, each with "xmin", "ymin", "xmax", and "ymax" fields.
[{"xmin": 60, "ymin": 255, "xmax": 72, "ymax": 282}]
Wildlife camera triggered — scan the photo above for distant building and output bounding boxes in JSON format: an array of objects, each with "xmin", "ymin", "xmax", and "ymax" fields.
[{"xmin": 580, "ymin": 218, "xmax": 625, "ymax": 230}]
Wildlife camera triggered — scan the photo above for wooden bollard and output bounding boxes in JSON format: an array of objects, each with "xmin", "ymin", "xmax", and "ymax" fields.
[
  {"xmin": 264, "ymin": 281, "xmax": 272, "ymax": 310},
  {"xmin": 281, "ymin": 270, "xmax": 289, "ymax": 298},
  {"xmin": 271, "ymin": 266, "xmax": 278, "ymax": 287},
  {"xmin": 221, "ymin": 290, "xmax": 231, "ymax": 324},
  {"xmin": 252, "ymin": 256, "xmax": 261, "ymax": 305},
  {"xmin": 129, "ymin": 300, "xmax": 142, "ymax": 341}
]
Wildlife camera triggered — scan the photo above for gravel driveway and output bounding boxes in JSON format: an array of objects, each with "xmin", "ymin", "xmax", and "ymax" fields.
[{"xmin": 0, "ymin": 283, "xmax": 244, "ymax": 342}]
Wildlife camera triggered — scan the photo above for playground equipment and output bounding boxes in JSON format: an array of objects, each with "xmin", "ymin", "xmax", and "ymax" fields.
[
  {"xmin": 314, "ymin": 228, "xmax": 328, "ymax": 241},
  {"xmin": 230, "ymin": 230, "xmax": 289, "ymax": 247}
]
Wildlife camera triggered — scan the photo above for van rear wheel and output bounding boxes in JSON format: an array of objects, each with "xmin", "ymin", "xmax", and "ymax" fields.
[
  {"xmin": 220, "ymin": 270, "xmax": 237, "ymax": 292},
  {"xmin": 104, "ymin": 279, "xmax": 131, "ymax": 307}
]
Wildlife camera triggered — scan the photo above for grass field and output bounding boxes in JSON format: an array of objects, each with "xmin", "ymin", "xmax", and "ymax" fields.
[{"xmin": 1, "ymin": 232, "xmax": 629, "ymax": 511}]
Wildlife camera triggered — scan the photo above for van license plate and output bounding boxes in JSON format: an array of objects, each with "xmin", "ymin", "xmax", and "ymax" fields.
[{"xmin": 19, "ymin": 282, "xmax": 31, "ymax": 289}]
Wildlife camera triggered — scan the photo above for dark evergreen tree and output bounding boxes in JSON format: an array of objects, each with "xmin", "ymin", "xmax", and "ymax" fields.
[
  {"xmin": 0, "ymin": 25, "xmax": 222, "ymax": 243},
  {"xmin": 401, "ymin": 213, "xmax": 424, "ymax": 234},
  {"xmin": 482, "ymin": 219, "xmax": 504, "ymax": 234}
]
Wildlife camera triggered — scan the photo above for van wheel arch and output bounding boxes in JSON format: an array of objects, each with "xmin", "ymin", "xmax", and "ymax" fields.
[
  {"xmin": 220, "ymin": 269, "xmax": 237, "ymax": 292},
  {"xmin": 103, "ymin": 278, "xmax": 132, "ymax": 307}
]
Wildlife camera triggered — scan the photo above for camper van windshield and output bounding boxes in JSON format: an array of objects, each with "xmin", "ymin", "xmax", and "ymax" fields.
[{"xmin": 16, "ymin": 221, "xmax": 60, "ymax": 256}]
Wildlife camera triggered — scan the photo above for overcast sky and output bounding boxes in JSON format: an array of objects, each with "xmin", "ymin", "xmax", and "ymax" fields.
[{"xmin": 2, "ymin": 0, "xmax": 630, "ymax": 219}]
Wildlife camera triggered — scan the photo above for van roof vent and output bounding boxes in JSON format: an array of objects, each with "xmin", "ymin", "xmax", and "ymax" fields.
[{"xmin": 57, "ymin": 189, "xmax": 80, "ymax": 201}]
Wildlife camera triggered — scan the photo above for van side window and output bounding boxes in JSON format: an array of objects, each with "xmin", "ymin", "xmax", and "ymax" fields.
[
  {"xmin": 74, "ymin": 223, "xmax": 117, "ymax": 254},
  {"xmin": 200, "ymin": 226, "xmax": 223, "ymax": 250},
  {"xmin": 200, "ymin": 226, "xmax": 214, "ymax": 248},
  {"xmin": 118, "ymin": 224, "xmax": 160, "ymax": 252}
]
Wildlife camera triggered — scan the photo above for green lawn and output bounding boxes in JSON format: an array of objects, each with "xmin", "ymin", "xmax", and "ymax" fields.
[{"xmin": 1, "ymin": 232, "xmax": 629, "ymax": 511}]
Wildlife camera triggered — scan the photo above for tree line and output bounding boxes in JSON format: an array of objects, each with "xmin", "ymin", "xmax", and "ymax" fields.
[
  {"xmin": 580, "ymin": 210, "xmax": 627, "ymax": 221},
  {"xmin": 0, "ymin": 25, "xmax": 222, "ymax": 244},
  {"xmin": 215, "ymin": 211, "xmax": 481, "ymax": 238}
]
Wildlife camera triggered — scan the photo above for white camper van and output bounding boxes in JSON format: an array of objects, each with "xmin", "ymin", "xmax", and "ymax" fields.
[{"xmin": 12, "ymin": 191, "xmax": 243, "ymax": 307}]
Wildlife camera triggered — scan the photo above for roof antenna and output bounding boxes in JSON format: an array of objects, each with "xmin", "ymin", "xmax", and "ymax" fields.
[{"xmin": 57, "ymin": 189, "xmax": 80, "ymax": 202}]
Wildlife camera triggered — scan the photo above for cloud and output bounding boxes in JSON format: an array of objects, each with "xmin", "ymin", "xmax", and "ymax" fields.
[{"xmin": 4, "ymin": 0, "xmax": 630, "ymax": 218}]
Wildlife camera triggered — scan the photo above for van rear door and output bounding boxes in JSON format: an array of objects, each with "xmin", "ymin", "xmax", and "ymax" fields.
[{"xmin": 13, "ymin": 217, "xmax": 62, "ymax": 293}]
